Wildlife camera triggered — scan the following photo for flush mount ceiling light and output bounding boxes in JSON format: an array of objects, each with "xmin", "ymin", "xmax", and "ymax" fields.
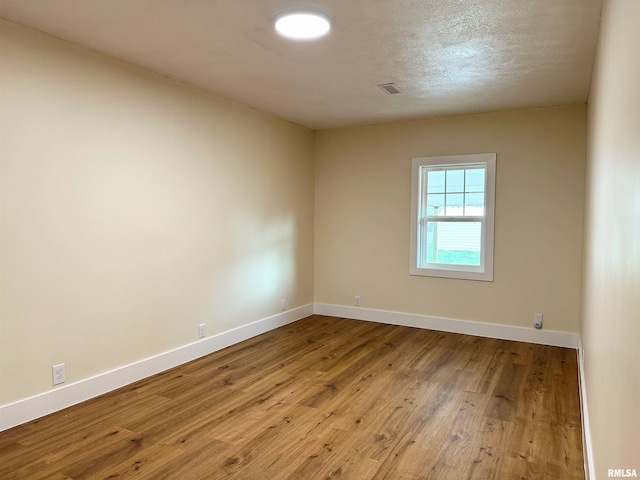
[{"xmin": 275, "ymin": 10, "xmax": 331, "ymax": 40}]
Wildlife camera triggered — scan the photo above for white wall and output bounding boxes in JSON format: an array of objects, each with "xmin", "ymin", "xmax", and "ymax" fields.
[
  {"xmin": 0, "ymin": 19, "xmax": 315, "ymax": 405},
  {"xmin": 582, "ymin": 0, "xmax": 640, "ymax": 477},
  {"xmin": 315, "ymin": 105, "xmax": 586, "ymax": 333}
]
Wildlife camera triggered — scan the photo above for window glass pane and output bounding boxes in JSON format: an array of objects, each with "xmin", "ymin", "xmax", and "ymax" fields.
[
  {"xmin": 445, "ymin": 193, "xmax": 463, "ymax": 216},
  {"xmin": 446, "ymin": 169, "xmax": 464, "ymax": 193},
  {"xmin": 464, "ymin": 192, "xmax": 485, "ymax": 216},
  {"xmin": 465, "ymin": 168, "xmax": 485, "ymax": 193},
  {"xmin": 425, "ymin": 221, "xmax": 435, "ymax": 263},
  {"xmin": 427, "ymin": 170, "xmax": 445, "ymax": 194},
  {"xmin": 426, "ymin": 194, "xmax": 444, "ymax": 216},
  {"xmin": 424, "ymin": 221, "xmax": 482, "ymax": 266}
]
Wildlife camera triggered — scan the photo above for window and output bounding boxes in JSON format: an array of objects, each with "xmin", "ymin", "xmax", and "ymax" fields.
[{"xmin": 410, "ymin": 153, "xmax": 496, "ymax": 281}]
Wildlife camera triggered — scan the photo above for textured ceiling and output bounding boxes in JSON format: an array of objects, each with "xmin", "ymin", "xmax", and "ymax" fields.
[{"xmin": 0, "ymin": 0, "xmax": 602, "ymax": 129}]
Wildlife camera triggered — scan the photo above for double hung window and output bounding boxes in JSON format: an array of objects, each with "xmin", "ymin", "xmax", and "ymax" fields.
[{"xmin": 410, "ymin": 153, "xmax": 496, "ymax": 281}]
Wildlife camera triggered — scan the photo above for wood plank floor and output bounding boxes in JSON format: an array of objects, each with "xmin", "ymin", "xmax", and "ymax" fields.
[{"xmin": 0, "ymin": 315, "xmax": 585, "ymax": 479}]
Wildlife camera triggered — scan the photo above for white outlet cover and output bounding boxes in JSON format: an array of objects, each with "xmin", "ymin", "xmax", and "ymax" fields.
[
  {"xmin": 534, "ymin": 313, "xmax": 543, "ymax": 329},
  {"xmin": 52, "ymin": 363, "xmax": 65, "ymax": 385}
]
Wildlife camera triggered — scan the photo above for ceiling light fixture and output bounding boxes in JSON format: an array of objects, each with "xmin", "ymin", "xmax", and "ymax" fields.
[{"xmin": 275, "ymin": 10, "xmax": 331, "ymax": 40}]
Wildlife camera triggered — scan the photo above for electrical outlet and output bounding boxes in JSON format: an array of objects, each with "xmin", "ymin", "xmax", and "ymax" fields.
[
  {"xmin": 534, "ymin": 313, "xmax": 543, "ymax": 330},
  {"xmin": 280, "ymin": 299, "xmax": 286, "ymax": 311},
  {"xmin": 52, "ymin": 363, "xmax": 65, "ymax": 386},
  {"xmin": 198, "ymin": 323, "xmax": 206, "ymax": 338},
  {"xmin": 355, "ymin": 295, "xmax": 361, "ymax": 306}
]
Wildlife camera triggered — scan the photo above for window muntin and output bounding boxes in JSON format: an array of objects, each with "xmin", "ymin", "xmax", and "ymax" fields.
[{"xmin": 410, "ymin": 153, "xmax": 496, "ymax": 281}]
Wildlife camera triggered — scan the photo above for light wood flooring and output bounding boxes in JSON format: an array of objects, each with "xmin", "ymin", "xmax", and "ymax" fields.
[{"xmin": 0, "ymin": 315, "xmax": 585, "ymax": 479}]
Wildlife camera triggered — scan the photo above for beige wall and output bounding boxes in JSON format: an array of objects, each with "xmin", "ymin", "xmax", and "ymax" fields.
[
  {"xmin": 0, "ymin": 20, "xmax": 314, "ymax": 404},
  {"xmin": 315, "ymin": 106, "xmax": 586, "ymax": 332},
  {"xmin": 582, "ymin": 0, "xmax": 640, "ymax": 477}
]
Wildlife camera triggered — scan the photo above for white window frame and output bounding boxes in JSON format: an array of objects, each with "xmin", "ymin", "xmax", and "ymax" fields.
[{"xmin": 410, "ymin": 153, "xmax": 496, "ymax": 281}]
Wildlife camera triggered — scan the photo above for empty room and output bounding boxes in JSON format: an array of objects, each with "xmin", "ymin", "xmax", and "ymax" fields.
[{"xmin": 0, "ymin": 0, "xmax": 638, "ymax": 479}]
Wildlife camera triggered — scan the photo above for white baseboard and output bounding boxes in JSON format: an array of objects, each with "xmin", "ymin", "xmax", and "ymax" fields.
[
  {"xmin": 577, "ymin": 336, "xmax": 595, "ymax": 480},
  {"xmin": 0, "ymin": 304, "xmax": 313, "ymax": 432},
  {"xmin": 0, "ymin": 303, "xmax": 580, "ymax": 433},
  {"xmin": 313, "ymin": 303, "xmax": 579, "ymax": 349}
]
